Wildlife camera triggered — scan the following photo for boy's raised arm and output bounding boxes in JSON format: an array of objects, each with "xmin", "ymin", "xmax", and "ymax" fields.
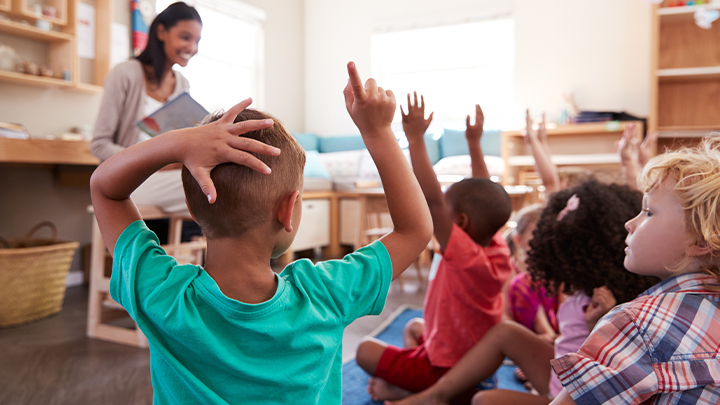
[
  {"xmin": 90, "ymin": 99, "xmax": 278, "ymax": 254},
  {"xmin": 466, "ymin": 104, "xmax": 490, "ymax": 179},
  {"xmin": 343, "ymin": 63, "xmax": 432, "ymax": 279},
  {"xmin": 401, "ymin": 92, "xmax": 453, "ymax": 251}
]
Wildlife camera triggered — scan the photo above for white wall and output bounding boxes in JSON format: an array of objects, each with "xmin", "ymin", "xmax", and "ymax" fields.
[
  {"xmin": 242, "ymin": 0, "xmax": 305, "ymax": 132},
  {"xmin": 304, "ymin": 0, "xmax": 652, "ymax": 136}
]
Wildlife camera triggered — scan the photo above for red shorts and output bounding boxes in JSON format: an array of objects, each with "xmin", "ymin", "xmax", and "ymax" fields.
[{"xmin": 374, "ymin": 341, "xmax": 478, "ymax": 404}]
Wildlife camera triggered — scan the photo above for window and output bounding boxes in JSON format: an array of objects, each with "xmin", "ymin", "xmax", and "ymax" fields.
[
  {"xmin": 371, "ymin": 19, "xmax": 515, "ymax": 134},
  {"xmin": 156, "ymin": 0, "xmax": 265, "ymax": 113}
]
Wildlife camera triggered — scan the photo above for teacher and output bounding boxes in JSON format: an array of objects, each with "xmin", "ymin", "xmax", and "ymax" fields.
[{"xmin": 91, "ymin": 2, "xmax": 202, "ymax": 238}]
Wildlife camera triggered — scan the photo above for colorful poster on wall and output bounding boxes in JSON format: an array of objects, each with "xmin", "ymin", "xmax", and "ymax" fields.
[{"xmin": 131, "ymin": 0, "xmax": 152, "ymax": 56}]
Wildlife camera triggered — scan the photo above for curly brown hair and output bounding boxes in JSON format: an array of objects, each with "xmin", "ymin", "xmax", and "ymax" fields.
[{"xmin": 527, "ymin": 180, "xmax": 658, "ymax": 304}]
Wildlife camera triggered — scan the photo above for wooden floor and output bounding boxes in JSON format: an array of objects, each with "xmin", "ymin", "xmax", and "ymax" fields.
[{"xmin": 0, "ymin": 271, "xmax": 426, "ymax": 404}]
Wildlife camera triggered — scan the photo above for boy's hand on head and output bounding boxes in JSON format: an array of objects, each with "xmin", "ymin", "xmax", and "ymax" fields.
[
  {"xmin": 401, "ymin": 92, "xmax": 434, "ymax": 142},
  {"xmin": 584, "ymin": 286, "xmax": 617, "ymax": 327},
  {"xmin": 343, "ymin": 61, "xmax": 396, "ymax": 138},
  {"xmin": 176, "ymin": 98, "xmax": 280, "ymax": 204},
  {"xmin": 465, "ymin": 104, "xmax": 484, "ymax": 143}
]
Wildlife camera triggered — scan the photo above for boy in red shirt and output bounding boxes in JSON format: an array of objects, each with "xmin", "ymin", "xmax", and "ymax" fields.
[{"xmin": 356, "ymin": 93, "xmax": 513, "ymax": 402}]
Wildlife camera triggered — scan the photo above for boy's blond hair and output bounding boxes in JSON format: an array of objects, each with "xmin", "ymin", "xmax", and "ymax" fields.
[
  {"xmin": 181, "ymin": 109, "xmax": 306, "ymax": 239},
  {"xmin": 639, "ymin": 134, "xmax": 720, "ymax": 279}
]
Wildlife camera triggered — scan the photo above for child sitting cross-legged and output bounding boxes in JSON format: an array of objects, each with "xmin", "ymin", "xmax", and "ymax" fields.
[
  {"xmin": 89, "ymin": 62, "xmax": 432, "ymax": 404},
  {"xmin": 550, "ymin": 135, "xmax": 720, "ymax": 405},
  {"xmin": 386, "ymin": 180, "xmax": 659, "ymax": 405},
  {"xmin": 355, "ymin": 93, "xmax": 514, "ymax": 403}
]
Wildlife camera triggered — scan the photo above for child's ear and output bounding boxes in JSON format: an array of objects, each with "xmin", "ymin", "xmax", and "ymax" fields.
[
  {"xmin": 185, "ymin": 198, "xmax": 198, "ymax": 223},
  {"xmin": 686, "ymin": 240, "xmax": 713, "ymax": 257},
  {"xmin": 455, "ymin": 212, "xmax": 470, "ymax": 231},
  {"xmin": 277, "ymin": 190, "xmax": 300, "ymax": 233}
]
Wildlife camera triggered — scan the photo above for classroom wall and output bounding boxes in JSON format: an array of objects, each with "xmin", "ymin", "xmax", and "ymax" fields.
[{"xmin": 303, "ymin": 0, "xmax": 652, "ymax": 136}]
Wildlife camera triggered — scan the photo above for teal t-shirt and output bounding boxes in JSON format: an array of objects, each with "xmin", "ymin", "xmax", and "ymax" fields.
[{"xmin": 110, "ymin": 221, "xmax": 392, "ymax": 404}]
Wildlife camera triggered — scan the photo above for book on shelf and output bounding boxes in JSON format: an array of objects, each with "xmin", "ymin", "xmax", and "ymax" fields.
[{"xmin": 136, "ymin": 92, "xmax": 210, "ymax": 137}]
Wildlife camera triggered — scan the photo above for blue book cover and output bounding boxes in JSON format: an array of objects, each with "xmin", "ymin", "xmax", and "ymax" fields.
[{"xmin": 136, "ymin": 92, "xmax": 209, "ymax": 137}]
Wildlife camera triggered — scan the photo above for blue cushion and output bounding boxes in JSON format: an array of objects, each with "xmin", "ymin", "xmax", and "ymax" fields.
[
  {"xmin": 292, "ymin": 133, "xmax": 319, "ymax": 152},
  {"xmin": 439, "ymin": 128, "xmax": 502, "ymax": 158},
  {"xmin": 318, "ymin": 135, "xmax": 366, "ymax": 153},
  {"xmin": 397, "ymin": 131, "xmax": 442, "ymax": 165},
  {"xmin": 303, "ymin": 150, "xmax": 331, "ymax": 179}
]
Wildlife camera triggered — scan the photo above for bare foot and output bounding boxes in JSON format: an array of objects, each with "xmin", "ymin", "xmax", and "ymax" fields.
[
  {"xmin": 383, "ymin": 388, "xmax": 449, "ymax": 405},
  {"xmin": 367, "ymin": 377, "xmax": 412, "ymax": 401}
]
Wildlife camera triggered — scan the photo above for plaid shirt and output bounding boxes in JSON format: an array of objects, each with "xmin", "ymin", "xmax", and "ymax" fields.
[{"xmin": 551, "ymin": 272, "xmax": 720, "ymax": 405}]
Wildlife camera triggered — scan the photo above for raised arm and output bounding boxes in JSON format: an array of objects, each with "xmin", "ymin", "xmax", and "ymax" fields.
[
  {"xmin": 466, "ymin": 104, "xmax": 490, "ymax": 179},
  {"xmin": 90, "ymin": 98, "xmax": 277, "ymax": 254},
  {"xmin": 343, "ymin": 66, "xmax": 432, "ymax": 279},
  {"xmin": 401, "ymin": 92, "xmax": 453, "ymax": 251},
  {"xmin": 525, "ymin": 110, "xmax": 560, "ymax": 194}
]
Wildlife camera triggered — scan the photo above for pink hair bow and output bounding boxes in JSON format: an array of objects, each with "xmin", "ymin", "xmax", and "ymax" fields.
[{"xmin": 556, "ymin": 194, "xmax": 579, "ymax": 221}]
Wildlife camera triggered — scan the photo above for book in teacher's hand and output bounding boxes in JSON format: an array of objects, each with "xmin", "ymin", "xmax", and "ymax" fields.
[{"xmin": 136, "ymin": 92, "xmax": 210, "ymax": 137}]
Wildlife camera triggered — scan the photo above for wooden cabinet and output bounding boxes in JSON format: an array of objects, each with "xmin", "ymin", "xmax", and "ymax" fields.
[
  {"xmin": 650, "ymin": 2, "xmax": 720, "ymax": 150},
  {"xmin": 501, "ymin": 122, "xmax": 643, "ymax": 186},
  {"xmin": 0, "ymin": 0, "xmax": 109, "ymax": 91}
]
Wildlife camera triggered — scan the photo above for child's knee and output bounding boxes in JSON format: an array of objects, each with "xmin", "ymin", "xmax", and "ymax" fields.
[
  {"xmin": 355, "ymin": 338, "xmax": 387, "ymax": 375},
  {"xmin": 403, "ymin": 317, "xmax": 424, "ymax": 335}
]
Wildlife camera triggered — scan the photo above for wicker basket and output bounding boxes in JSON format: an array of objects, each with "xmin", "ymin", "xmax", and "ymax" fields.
[{"xmin": 0, "ymin": 222, "xmax": 79, "ymax": 327}]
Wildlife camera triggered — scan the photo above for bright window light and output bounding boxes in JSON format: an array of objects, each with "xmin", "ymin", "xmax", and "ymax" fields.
[
  {"xmin": 155, "ymin": 0, "xmax": 265, "ymax": 113},
  {"xmin": 372, "ymin": 19, "xmax": 515, "ymax": 131}
]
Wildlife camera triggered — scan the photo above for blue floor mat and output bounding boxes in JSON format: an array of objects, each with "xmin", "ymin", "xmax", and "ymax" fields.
[{"xmin": 342, "ymin": 307, "xmax": 528, "ymax": 404}]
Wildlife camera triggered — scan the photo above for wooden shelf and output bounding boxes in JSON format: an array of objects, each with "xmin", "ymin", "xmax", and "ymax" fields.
[
  {"xmin": 0, "ymin": 69, "xmax": 73, "ymax": 87},
  {"xmin": 503, "ymin": 121, "xmax": 630, "ymax": 138},
  {"xmin": 657, "ymin": 125, "xmax": 720, "ymax": 133},
  {"xmin": 657, "ymin": 66, "xmax": 720, "ymax": 81},
  {"xmin": 67, "ymin": 82, "xmax": 104, "ymax": 94},
  {"xmin": 0, "ymin": 18, "xmax": 72, "ymax": 41},
  {"xmin": 508, "ymin": 153, "xmax": 620, "ymax": 167},
  {"xmin": 0, "ymin": 138, "xmax": 98, "ymax": 166},
  {"xmin": 19, "ymin": 9, "xmax": 67, "ymax": 27},
  {"xmin": 658, "ymin": 4, "xmax": 720, "ymax": 21}
]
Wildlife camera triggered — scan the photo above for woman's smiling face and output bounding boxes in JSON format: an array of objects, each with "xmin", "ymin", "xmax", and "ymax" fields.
[{"xmin": 158, "ymin": 19, "xmax": 202, "ymax": 68}]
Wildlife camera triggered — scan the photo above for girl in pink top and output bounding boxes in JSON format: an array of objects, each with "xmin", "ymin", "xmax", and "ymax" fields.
[{"xmin": 386, "ymin": 180, "xmax": 658, "ymax": 405}]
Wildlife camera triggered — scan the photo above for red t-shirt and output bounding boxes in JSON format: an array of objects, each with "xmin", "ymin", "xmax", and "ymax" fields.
[{"xmin": 422, "ymin": 224, "xmax": 512, "ymax": 368}]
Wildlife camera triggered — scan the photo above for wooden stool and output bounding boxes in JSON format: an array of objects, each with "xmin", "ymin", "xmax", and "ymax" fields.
[{"xmin": 86, "ymin": 205, "xmax": 206, "ymax": 348}]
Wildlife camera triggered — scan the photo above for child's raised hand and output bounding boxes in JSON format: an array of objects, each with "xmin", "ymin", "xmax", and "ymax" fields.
[
  {"xmin": 524, "ymin": 109, "xmax": 536, "ymax": 145},
  {"xmin": 584, "ymin": 286, "xmax": 617, "ymax": 328},
  {"xmin": 538, "ymin": 112, "xmax": 548, "ymax": 144},
  {"xmin": 343, "ymin": 61, "xmax": 396, "ymax": 138},
  {"xmin": 400, "ymin": 92, "xmax": 434, "ymax": 142},
  {"xmin": 465, "ymin": 104, "xmax": 484, "ymax": 143},
  {"xmin": 177, "ymin": 98, "xmax": 280, "ymax": 204},
  {"xmin": 638, "ymin": 129, "xmax": 658, "ymax": 167},
  {"xmin": 616, "ymin": 123, "xmax": 640, "ymax": 165}
]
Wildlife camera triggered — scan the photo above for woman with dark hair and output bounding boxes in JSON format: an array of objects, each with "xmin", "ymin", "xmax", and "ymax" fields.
[{"xmin": 91, "ymin": 2, "xmax": 201, "ymax": 217}]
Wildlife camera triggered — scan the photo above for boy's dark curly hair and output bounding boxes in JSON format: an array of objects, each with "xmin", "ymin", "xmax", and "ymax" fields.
[{"xmin": 526, "ymin": 180, "xmax": 658, "ymax": 304}]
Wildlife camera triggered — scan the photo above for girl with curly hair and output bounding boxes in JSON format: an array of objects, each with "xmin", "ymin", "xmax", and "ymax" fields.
[{"xmin": 386, "ymin": 180, "xmax": 658, "ymax": 405}]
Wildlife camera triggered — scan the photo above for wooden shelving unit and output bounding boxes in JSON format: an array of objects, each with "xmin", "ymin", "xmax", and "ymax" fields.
[
  {"xmin": 650, "ymin": 2, "xmax": 720, "ymax": 151},
  {"xmin": 0, "ymin": 0, "xmax": 110, "ymax": 90},
  {"xmin": 501, "ymin": 121, "xmax": 643, "ymax": 186},
  {"xmin": 12, "ymin": 0, "xmax": 68, "ymax": 26}
]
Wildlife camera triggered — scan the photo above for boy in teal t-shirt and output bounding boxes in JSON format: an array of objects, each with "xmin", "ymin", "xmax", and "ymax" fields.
[{"xmin": 90, "ymin": 62, "xmax": 432, "ymax": 404}]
